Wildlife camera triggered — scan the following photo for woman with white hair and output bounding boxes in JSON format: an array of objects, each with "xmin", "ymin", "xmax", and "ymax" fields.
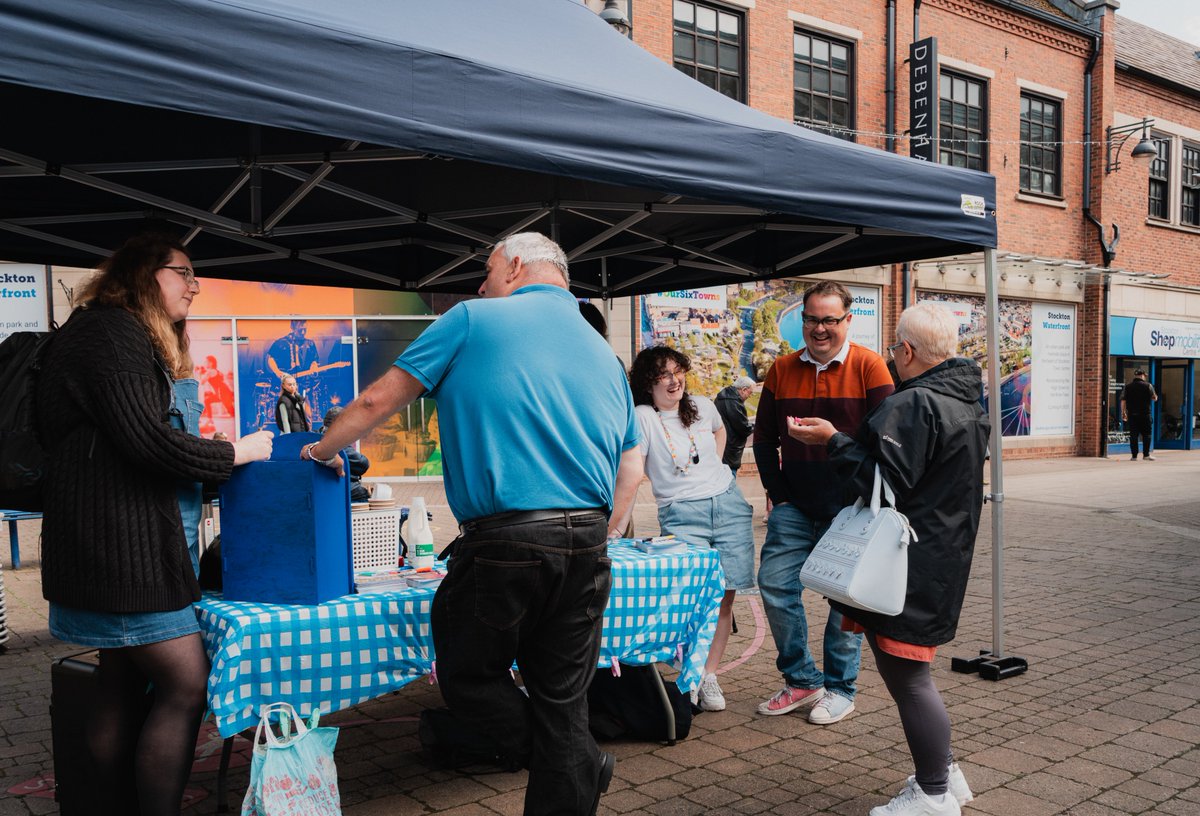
[{"xmin": 789, "ymin": 302, "xmax": 990, "ymax": 816}]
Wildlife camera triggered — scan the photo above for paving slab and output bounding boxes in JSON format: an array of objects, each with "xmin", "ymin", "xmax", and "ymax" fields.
[{"xmin": 2, "ymin": 451, "xmax": 1200, "ymax": 814}]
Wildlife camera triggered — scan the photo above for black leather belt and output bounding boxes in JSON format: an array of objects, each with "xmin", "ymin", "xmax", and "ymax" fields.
[{"xmin": 460, "ymin": 508, "xmax": 607, "ymax": 534}]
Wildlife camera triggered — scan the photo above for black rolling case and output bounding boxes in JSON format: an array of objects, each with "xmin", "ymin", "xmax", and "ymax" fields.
[
  {"xmin": 50, "ymin": 651, "xmax": 151, "ymax": 814},
  {"xmin": 50, "ymin": 651, "xmax": 100, "ymax": 815}
]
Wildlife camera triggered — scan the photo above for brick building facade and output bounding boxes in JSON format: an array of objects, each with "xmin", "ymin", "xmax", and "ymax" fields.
[{"xmin": 590, "ymin": 0, "xmax": 1200, "ymax": 459}]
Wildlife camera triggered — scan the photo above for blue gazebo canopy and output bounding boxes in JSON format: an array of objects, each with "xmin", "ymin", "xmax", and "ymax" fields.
[{"xmin": 0, "ymin": 0, "xmax": 996, "ymax": 295}]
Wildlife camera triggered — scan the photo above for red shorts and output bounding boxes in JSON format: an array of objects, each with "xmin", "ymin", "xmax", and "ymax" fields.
[{"xmin": 841, "ymin": 616, "xmax": 937, "ymax": 663}]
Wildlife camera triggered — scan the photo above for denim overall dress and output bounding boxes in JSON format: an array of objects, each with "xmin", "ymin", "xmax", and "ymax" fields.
[{"xmin": 49, "ymin": 378, "xmax": 206, "ymax": 647}]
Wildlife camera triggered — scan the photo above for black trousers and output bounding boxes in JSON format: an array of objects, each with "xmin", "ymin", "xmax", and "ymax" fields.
[
  {"xmin": 431, "ymin": 511, "xmax": 611, "ymax": 816},
  {"xmin": 1128, "ymin": 414, "xmax": 1152, "ymax": 457}
]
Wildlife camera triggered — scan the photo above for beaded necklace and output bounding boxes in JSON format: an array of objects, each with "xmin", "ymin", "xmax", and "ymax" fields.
[{"xmin": 656, "ymin": 407, "xmax": 700, "ymax": 475}]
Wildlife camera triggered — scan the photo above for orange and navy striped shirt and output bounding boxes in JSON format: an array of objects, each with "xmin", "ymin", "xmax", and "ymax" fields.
[{"xmin": 753, "ymin": 342, "xmax": 894, "ymax": 520}]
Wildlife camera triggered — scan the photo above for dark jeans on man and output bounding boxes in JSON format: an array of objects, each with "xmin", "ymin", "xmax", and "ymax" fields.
[
  {"xmin": 1128, "ymin": 414, "xmax": 1152, "ymax": 458},
  {"xmin": 431, "ymin": 510, "xmax": 611, "ymax": 816}
]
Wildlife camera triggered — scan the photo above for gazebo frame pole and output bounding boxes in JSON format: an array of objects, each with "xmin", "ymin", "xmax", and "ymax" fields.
[{"xmin": 951, "ymin": 247, "xmax": 1028, "ymax": 681}]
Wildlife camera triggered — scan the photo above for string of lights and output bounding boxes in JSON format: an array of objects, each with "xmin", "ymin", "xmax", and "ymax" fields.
[{"xmin": 803, "ymin": 124, "xmax": 1142, "ymax": 148}]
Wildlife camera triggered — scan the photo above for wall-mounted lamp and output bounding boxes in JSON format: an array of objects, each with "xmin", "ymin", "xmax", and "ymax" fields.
[
  {"xmin": 1105, "ymin": 118, "xmax": 1157, "ymax": 174},
  {"xmin": 599, "ymin": 0, "xmax": 632, "ymax": 36}
]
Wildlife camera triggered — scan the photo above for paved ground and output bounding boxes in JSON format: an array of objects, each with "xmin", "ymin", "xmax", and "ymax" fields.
[{"xmin": 2, "ymin": 452, "xmax": 1199, "ymax": 815}]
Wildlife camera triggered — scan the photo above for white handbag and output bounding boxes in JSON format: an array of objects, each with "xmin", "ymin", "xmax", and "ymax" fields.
[{"xmin": 799, "ymin": 464, "xmax": 917, "ymax": 616}]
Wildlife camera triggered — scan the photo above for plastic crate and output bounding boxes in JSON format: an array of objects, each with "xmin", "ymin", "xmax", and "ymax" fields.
[{"xmin": 352, "ymin": 510, "xmax": 401, "ymax": 570}]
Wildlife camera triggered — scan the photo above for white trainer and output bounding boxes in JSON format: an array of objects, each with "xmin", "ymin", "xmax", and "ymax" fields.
[
  {"xmin": 807, "ymin": 691, "xmax": 855, "ymax": 724},
  {"xmin": 697, "ymin": 672, "xmax": 726, "ymax": 711},
  {"xmin": 870, "ymin": 781, "xmax": 961, "ymax": 816},
  {"xmin": 902, "ymin": 762, "xmax": 974, "ymax": 806}
]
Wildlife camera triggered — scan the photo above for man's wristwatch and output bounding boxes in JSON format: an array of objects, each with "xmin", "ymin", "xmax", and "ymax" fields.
[{"xmin": 301, "ymin": 442, "xmax": 340, "ymax": 467}]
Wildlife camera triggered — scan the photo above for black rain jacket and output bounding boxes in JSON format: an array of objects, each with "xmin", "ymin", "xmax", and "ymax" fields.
[
  {"xmin": 825, "ymin": 357, "xmax": 990, "ymax": 646},
  {"xmin": 715, "ymin": 384, "xmax": 754, "ymax": 469}
]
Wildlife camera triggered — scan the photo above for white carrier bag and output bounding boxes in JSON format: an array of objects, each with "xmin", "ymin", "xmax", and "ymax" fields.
[{"xmin": 799, "ymin": 464, "xmax": 916, "ymax": 616}]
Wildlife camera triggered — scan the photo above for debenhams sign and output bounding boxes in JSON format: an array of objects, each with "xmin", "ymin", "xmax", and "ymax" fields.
[{"xmin": 909, "ymin": 37, "xmax": 938, "ymax": 162}]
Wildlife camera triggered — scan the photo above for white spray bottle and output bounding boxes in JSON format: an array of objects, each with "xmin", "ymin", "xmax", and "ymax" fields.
[{"xmin": 408, "ymin": 496, "xmax": 434, "ymax": 572}]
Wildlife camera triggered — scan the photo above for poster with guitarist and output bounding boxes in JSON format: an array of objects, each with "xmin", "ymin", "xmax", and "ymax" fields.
[{"xmin": 238, "ymin": 318, "xmax": 353, "ymax": 437}]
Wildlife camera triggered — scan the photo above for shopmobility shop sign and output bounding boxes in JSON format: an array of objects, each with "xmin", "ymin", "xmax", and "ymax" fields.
[
  {"xmin": 0, "ymin": 264, "xmax": 49, "ymax": 343},
  {"xmin": 1111, "ymin": 316, "xmax": 1200, "ymax": 359}
]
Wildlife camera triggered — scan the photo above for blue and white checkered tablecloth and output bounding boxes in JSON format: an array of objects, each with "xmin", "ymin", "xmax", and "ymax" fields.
[{"xmin": 197, "ymin": 540, "xmax": 724, "ymax": 737}]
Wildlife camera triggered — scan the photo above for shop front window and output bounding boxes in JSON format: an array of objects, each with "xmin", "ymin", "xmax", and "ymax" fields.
[
  {"xmin": 1109, "ymin": 357, "xmax": 1150, "ymax": 447},
  {"xmin": 1158, "ymin": 361, "xmax": 1189, "ymax": 444},
  {"xmin": 1193, "ymin": 362, "xmax": 1200, "ymax": 443}
]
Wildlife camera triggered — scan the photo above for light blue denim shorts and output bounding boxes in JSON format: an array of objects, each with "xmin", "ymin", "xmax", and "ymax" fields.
[
  {"xmin": 49, "ymin": 602, "xmax": 200, "ymax": 648},
  {"xmin": 658, "ymin": 480, "xmax": 756, "ymax": 591}
]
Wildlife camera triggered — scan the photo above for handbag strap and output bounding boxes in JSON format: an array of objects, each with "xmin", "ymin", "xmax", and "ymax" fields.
[
  {"xmin": 870, "ymin": 464, "xmax": 897, "ymax": 514},
  {"xmin": 254, "ymin": 702, "xmax": 311, "ymax": 748}
]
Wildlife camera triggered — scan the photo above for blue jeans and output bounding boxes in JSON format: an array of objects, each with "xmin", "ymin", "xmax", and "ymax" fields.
[{"xmin": 757, "ymin": 502, "xmax": 862, "ymax": 698}]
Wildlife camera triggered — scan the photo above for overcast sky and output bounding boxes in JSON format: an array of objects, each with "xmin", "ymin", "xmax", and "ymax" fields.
[{"xmin": 1115, "ymin": 0, "xmax": 1200, "ymax": 46}]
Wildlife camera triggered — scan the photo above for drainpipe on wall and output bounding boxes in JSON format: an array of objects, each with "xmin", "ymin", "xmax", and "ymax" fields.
[
  {"xmin": 1081, "ymin": 33, "xmax": 1113, "ymax": 457},
  {"xmin": 885, "ymin": 0, "xmax": 896, "ymax": 152}
]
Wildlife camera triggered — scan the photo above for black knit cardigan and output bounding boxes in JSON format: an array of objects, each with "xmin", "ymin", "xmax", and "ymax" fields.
[{"xmin": 37, "ymin": 306, "xmax": 235, "ymax": 613}]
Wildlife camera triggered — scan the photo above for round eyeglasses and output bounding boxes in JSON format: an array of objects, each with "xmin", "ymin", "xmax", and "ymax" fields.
[{"xmin": 162, "ymin": 265, "xmax": 198, "ymax": 288}]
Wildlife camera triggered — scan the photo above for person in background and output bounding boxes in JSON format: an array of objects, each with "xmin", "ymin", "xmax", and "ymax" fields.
[
  {"xmin": 789, "ymin": 303, "xmax": 989, "ymax": 816},
  {"xmin": 579, "ymin": 300, "xmax": 637, "ymax": 539},
  {"xmin": 322, "ymin": 405, "xmax": 370, "ymax": 502},
  {"xmin": 612, "ymin": 346, "xmax": 755, "ymax": 713},
  {"xmin": 266, "ymin": 318, "xmax": 320, "ymax": 381},
  {"xmin": 1120, "ymin": 367, "xmax": 1158, "ymax": 460},
  {"xmin": 198, "ymin": 353, "xmax": 235, "ymax": 417},
  {"xmin": 301, "ymin": 232, "xmax": 642, "ymax": 816},
  {"xmin": 36, "ymin": 233, "xmax": 273, "ymax": 815},
  {"xmin": 211, "ymin": 431, "xmax": 229, "ymax": 441},
  {"xmin": 275, "ymin": 374, "xmax": 310, "ymax": 434},
  {"xmin": 715, "ymin": 374, "xmax": 756, "ymax": 473},
  {"xmin": 578, "ymin": 301, "xmax": 608, "ymax": 337},
  {"xmin": 753, "ymin": 280, "xmax": 894, "ymax": 724}
]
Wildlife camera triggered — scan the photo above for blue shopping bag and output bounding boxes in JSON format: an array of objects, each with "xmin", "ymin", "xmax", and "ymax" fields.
[{"xmin": 242, "ymin": 703, "xmax": 341, "ymax": 816}]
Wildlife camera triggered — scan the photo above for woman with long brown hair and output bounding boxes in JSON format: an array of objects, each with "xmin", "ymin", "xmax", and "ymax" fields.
[{"xmin": 37, "ymin": 233, "xmax": 273, "ymax": 814}]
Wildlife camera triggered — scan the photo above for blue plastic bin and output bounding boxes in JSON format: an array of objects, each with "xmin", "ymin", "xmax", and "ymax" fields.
[{"xmin": 219, "ymin": 432, "xmax": 354, "ymax": 605}]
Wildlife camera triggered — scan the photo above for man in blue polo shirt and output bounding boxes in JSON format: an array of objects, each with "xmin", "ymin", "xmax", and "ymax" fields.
[{"xmin": 306, "ymin": 232, "xmax": 642, "ymax": 816}]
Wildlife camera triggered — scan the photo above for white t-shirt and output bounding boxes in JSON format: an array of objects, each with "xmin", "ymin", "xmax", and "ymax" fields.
[{"xmin": 636, "ymin": 395, "xmax": 733, "ymax": 507}]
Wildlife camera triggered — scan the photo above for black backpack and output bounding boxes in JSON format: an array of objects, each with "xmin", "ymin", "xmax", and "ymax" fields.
[
  {"xmin": 587, "ymin": 664, "xmax": 693, "ymax": 743},
  {"xmin": 0, "ymin": 330, "xmax": 54, "ymax": 511}
]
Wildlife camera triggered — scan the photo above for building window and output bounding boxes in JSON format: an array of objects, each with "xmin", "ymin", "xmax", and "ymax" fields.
[
  {"xmin": 673, "ymin": 1, "xmax": 744, "ymax": 102},
  {"xmin": 939, "ymin": 71, "xmax": 987, "ymax": 171},
  {"xmin": 1148, "ymin": 136, "xmax": 1169, "ymax": 221},
  {"xmin": 1182, "ymin": 143, "xmax": 1200, "ymax": 226},
  {"xmin": 1019, "ymin": 94, "xmax": 1061, "ymax": 196},
  {"xmin": 793, "ymin": 30, "xmax": 854, "ymax": 140}
]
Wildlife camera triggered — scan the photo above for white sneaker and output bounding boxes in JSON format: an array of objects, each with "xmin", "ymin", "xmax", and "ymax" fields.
[
  {"xmin": 903, "ymin": 763, "xmax": 974, "ymax": 806},
  {"xmin": 870, "ymin": 782, "xmax": 961, "ymax": 816},
  {"xmin": 807, "ymin": 691, "xmax": 855, "ymax": 724},
  {"xmin": 697, "ymin": 672, "xmax": 726, "ymax": 711}
]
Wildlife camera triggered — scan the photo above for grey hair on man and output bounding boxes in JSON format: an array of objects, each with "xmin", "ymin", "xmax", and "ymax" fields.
[
  {"xmin": 496, "ymin": 232, "xmax": 570, "ymax": 284},
  {"xmin": 896, "ymin": 302, "xmax": 960, "ymax": 365}
]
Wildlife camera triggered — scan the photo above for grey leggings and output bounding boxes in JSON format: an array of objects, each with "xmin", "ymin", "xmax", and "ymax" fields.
[{"xmin": 866, "ymin": 632, "xmax": 953, "ymax": 796}]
